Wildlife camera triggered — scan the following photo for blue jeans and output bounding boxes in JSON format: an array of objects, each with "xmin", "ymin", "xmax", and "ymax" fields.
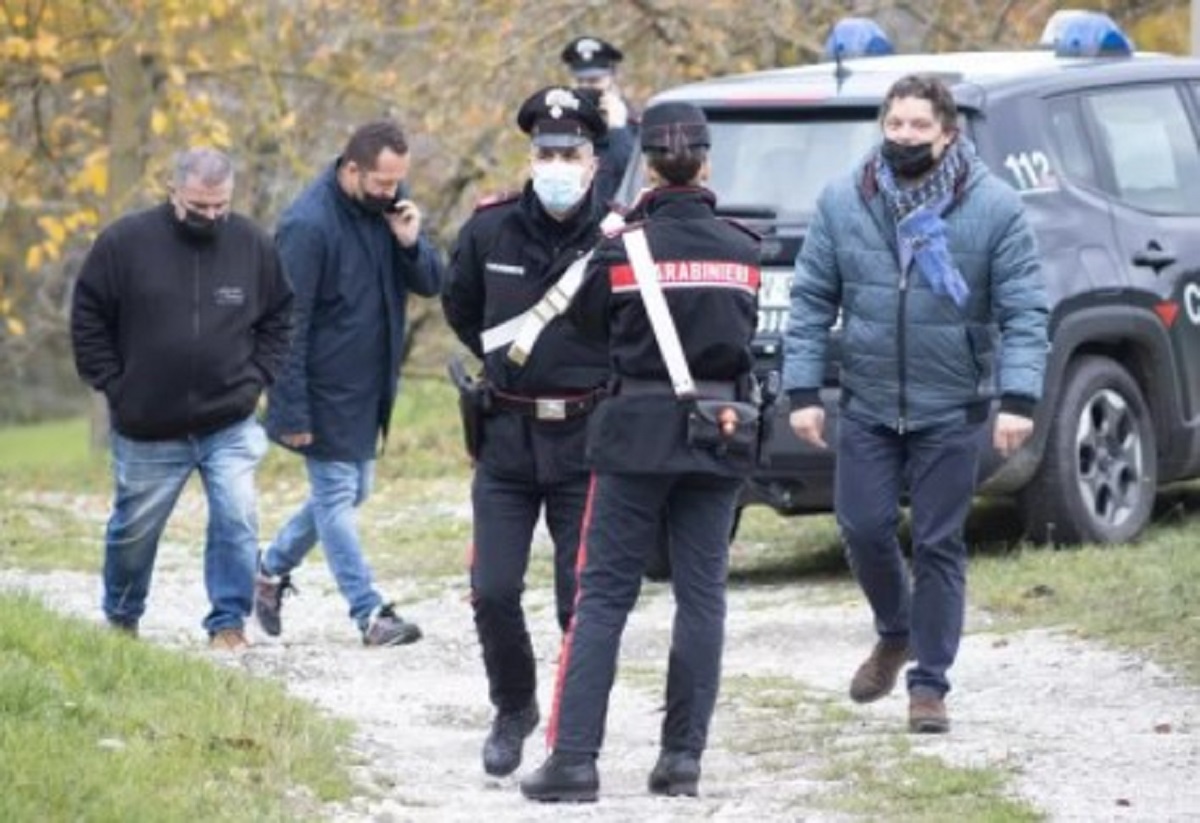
[
  {"xmin": 104, "ymin": 415, "xmax": 268, "ymax": 634},
  {"xmin": 835, "ymin": 412, "xmax": 984, "ymax": 696},
  {"xmin": 262, "ymin": 458, "xmax": 381, "ymax": 628}
]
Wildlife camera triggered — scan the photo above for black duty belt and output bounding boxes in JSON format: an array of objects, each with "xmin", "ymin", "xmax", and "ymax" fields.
[
  {"xmin": 618, "ymin": 377, "xmax": 738, "ymax": 400},
  {"xmin": 489, "ymin": 388, "xmax": 603, "ymax": 421}
]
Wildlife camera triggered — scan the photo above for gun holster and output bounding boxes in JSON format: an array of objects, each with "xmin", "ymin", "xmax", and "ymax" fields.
[{"xmin": 447, "ymin": 356, "xmax": 490, "ymax": 460}]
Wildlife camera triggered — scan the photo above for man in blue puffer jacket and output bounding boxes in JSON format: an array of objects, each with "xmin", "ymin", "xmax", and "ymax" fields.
[{"xmin": 783, "ymin": 75, "xmax": 1048, "ymax": 734}]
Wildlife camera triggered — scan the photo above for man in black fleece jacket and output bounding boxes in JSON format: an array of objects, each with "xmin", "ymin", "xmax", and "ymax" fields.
[{"xmin": 70, "ymin": 147, "xmax": 293, "ymax": 650}]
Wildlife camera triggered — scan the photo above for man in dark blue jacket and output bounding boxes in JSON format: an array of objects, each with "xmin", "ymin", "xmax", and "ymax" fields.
[{"xmin": 256, "ymin": 120, "xmax": 443, "ymax": 647}]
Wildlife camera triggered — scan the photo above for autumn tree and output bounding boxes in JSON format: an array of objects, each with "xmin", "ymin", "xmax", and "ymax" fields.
[{"xmin": 0, "ymin": 0, "xmax": 1184, "ymax": 424}]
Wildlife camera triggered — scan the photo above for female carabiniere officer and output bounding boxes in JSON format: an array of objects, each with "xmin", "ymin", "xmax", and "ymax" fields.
[{"xmin": 520, "ymin": 102, "xmax": 762, "ymax": 803}]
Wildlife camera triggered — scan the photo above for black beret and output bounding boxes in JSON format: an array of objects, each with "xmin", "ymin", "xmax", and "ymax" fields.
[
  {"xmin": 516, "ymin": 86, "xmax": 608, "ymax": 147},
  {"xmin": 561, "ymin": 36, "xmax": 624, "ymax": 77},
  {"xmin": 640, "ymin": 102, "xmax": 711, "ymax": 152}
]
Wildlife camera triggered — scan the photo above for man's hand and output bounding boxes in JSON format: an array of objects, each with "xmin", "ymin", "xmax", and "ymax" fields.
[
  {"xmin": 281, "ymin": 432, "xmax": 314, "ymax": 448},
  {"xmin": 789, "ymin": 406, "xmax": 827, "ymax": 449},
  {"xmin": 601, "ymin": 90, "xmax": 628, "ymax": 128},
  {"xmin": 386, "ymin": 199, "xmax": 421, "ymax": 248},
  {"xmin": 993, "ymin": 412, "xmax": 1033, "ymax": 458}
]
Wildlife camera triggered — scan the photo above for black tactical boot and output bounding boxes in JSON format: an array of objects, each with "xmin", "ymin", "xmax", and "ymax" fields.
[
  {"xmin": 519, "ymin": 751, "xmax": 599, "ymax": 803},
  {"xmin": 482, "ymin": 702, "xmax": 539, "ymax": 777},
  {"xmin": 648, "ymin": 749, "xmax": 701, "ymax": 797}
]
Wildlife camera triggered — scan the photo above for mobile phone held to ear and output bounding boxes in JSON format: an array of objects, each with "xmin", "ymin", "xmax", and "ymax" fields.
[{"xmin": 385, "ymin": 182, "xmax": 412, "ymax": 215}]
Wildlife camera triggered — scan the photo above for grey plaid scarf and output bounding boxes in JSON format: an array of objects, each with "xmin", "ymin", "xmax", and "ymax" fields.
[{"xmin": 874, "ymin": 137, "xmax": 970, "ymax": 220}]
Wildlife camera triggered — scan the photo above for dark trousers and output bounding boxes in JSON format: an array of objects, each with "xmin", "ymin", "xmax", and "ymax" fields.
[
  {"xmin": 835, "ymin": 412, "xmax": 984, "ymax": 696},
  {"xmin": 549, "ymin": 472, "xmax": 741, "ymax": 757},
  {"xmin": 471, "ymin": 465, "xmax": 588, "ymax": 712}
]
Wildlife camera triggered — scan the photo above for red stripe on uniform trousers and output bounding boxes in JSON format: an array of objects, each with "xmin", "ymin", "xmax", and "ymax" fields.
[
  {"xmin": 609, "ymin": 262, "xmax": 761, "ymax": 294},
  {"xmin": 545, "ymin": 471, "xmax": 599, "ymax": 750}
]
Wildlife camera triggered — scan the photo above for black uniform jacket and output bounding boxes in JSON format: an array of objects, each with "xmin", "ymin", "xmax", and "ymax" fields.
[
  {"xmin": 71, "ymin": 203, "xmax": 294, "ymax": 441},
  {"xmin": 567, "ymin": 186, "xmax": 762, "ymax": 476},
  {"xmin": 443, "ymin": 182, "xmax": 609, "ymax": 482}
]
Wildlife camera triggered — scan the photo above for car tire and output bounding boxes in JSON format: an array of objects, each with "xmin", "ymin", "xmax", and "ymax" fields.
[{"xmin": 1020, "ymin": 355, "xmax": 1157, "ymax": 545}]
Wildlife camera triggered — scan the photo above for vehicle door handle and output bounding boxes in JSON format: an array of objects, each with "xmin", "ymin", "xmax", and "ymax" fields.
[{"xmin": 1132, "ymin": 243, "xmax": 1175, "ymax": 273}]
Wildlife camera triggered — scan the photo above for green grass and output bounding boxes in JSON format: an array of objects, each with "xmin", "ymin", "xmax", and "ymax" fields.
[
  {"xmin": 0, "ymin": 415, "xmax": 108, "ymax": 490},
  {"xmin": 719, "ymin": 673, "xmax": 1041, "ymax": 821},
  {"xmin": 4, "ymin": 389, "xmax": 1200, "ymax": 819},
  {"xmin": 969, "ymin": 524, "xmax": 1200, "ymax": 680},
  {"xmin": 0, "ymin": 593, "xmax": 352, "ymax": 822},
  {"xmin": 826, "ymin": 740, "xmax": 1041, "ymax": 822}
]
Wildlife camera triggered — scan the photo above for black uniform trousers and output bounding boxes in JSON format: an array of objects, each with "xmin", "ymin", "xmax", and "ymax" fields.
[
  {"xmin": 470, "ymin": 464, "xmax": 588, "ymax": 713},
  {"xmin": 548, "ymin": 471, "xmax": 741, "ymax": 757}
]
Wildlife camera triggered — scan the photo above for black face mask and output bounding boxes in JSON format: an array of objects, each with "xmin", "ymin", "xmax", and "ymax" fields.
[
  {"xmin": 357, "ymin": 192, "xmax": 396, "ymax": 215},
  {"xmin": 881, "ymin": 139, "xmax": 938, "ymax": 180},
  {"xmin": 179, "ymin": 208, "xmax": 222, "ymax": 241}
]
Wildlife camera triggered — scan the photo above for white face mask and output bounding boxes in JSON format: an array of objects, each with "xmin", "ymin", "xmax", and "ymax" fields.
[{"xmin": 531, "ymin": 161, "xmax": 589, "ymax": 214}]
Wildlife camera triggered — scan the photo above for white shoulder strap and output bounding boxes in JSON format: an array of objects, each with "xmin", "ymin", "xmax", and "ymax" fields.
[
  {"xmin": 478, "ymin": 251, "xmax": 592, "ymax": 364},
  {"xmin": 621, "ymin": 228, "xmax": 696, "ymax": 398}
]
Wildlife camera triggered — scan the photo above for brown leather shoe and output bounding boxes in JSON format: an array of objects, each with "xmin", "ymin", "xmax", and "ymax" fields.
[
  {"xmin": 849, "ymin": 640, "xmax": 910, "ymax": 703},
  {"xmin": 908, "ymin": 693, "xmax": 950, "ymax": 734},
  {"xmin": 208, "ymin": 627, "xmax": 250, "ymax": 652}
]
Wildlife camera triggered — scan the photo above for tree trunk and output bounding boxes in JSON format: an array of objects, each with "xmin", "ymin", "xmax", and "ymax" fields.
[{"xmin": 89, "ymin": 25, "xmax": 153, "ymax": 452}]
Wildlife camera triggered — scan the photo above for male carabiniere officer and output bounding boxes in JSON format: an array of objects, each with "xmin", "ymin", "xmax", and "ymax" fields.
[
  {"xmin": 442, "ymin": 87, "xmax": 611, "ymax": 779},
  {"xmin": 561, "ymin": 35, "xmax": 636, "ymax": 206}
]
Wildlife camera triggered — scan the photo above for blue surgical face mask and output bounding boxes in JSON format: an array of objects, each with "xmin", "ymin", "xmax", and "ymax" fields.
[{"xmin": 531, "ymin": 160, "xmax": 589, "ymax": 214}]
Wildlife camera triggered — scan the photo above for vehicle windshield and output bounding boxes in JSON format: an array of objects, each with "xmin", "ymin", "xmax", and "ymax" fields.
[
  {"xmin": 618, "ymin": 110, "xmax": 882, "ymax": 221},
  {"xmin": 706, "ymin": 113, "xmax": 881, "ymax": 220}
]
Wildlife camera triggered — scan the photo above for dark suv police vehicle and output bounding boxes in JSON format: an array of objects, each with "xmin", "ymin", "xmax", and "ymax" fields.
[{"xmin": 623, "ymin": 13, "xmax": 1200, "ymax": 545}]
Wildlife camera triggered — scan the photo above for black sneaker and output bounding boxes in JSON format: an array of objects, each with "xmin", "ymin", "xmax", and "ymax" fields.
[
  {"xmin": 520, "ymin": 751, "xmax": 599, "ymax": 803},
  {"xmin": 253, "ymin": 555, "xmax": 296, "ymax": 638},
  {"xmin": 361, "ymin": 603, "xmax": 422, "ymax": 647},
  {"xmin": 107, "ymin": 619, "xmax": 139, "ymax": 638},
  {"xmin": 482, "ymin": 702, "xmax": 539, "ymax": 777},
  {"xmin": 648, "ymin": 749, "xmax": 701, "ymax": 797}
]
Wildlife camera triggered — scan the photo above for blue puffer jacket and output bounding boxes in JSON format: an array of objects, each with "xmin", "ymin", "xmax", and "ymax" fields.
[{"xmin": 783, "ymin": 148, "xmax": 1048, "ymax": 431}]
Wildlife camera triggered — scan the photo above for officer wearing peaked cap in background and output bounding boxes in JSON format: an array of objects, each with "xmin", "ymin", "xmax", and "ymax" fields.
[
  {"xmin": 442, "ymin": 86, "xmax": 611, "ymax": 781},
  {"xmin": 521, "ymin": 101, "xmax": 762, "ymax": 803},
  {"xmin": 562, "ymin": 35, "xmax": 637, "ymax": 206}
]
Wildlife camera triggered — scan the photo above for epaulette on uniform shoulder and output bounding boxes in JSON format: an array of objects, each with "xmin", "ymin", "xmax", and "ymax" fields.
[
  {"xmin": 474, "ymin": 191, "xmax": 520, "ymax": 212},
  {"xmin": 605, "ymin": 217, "xmax": 646, "ymax": 239},
  {"xmin": 599, "ymin": 209, "xmax": 630, "ymax": 238},
  {"xmin": 721, "ymin": 216, "xmax": 763, "ymax": 241}
]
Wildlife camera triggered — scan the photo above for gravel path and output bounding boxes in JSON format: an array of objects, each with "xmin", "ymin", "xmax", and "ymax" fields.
[{"xmin": 4, "ymin": 501, "xmax": 1199, "ymax": 821}]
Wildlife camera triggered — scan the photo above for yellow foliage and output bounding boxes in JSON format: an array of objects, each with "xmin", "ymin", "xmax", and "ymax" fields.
[
  {"xmin": 151, "ymin": 110, "xmax": 169, "ymax": 136},
  {"xmin": 6, "ymin": 316, "xmax": 27, "ymax": 337},
  {"xmin": 25, "ymin": 246, "xmax": 43, "ymax": 272},
  {"xmin": 36, "ymin": 216, "xmax": 67, "ymax": 246},
  {"xmin": 1129, "ymin": 10, "xmax": 1189, "ymax": 55},
  {"xmin": 2, "ymin": 36, "xmax": 31, "ymax": 60},
  {"xmin": 33, "ymin": 33, "xmax": 61, "ymax": 59}
]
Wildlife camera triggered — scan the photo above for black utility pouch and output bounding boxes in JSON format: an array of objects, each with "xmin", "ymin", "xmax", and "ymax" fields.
[{"xmin": 686, "ymin": 399, "xmax": 761, "ymax": 458}]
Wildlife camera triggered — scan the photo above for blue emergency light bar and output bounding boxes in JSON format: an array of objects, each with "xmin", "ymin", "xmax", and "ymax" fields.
[
  {"xmin": 822, "ymin": 17, "xmax": 895, "ymax": 62},
  {"xmin": 1042, "ymin": 10, "xmax": 1134, "ymax": 58}
]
